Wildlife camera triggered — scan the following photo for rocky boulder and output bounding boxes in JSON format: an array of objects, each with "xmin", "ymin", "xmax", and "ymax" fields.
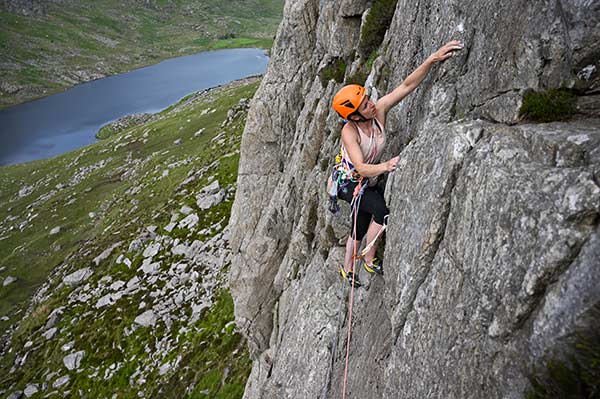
[
  {"xmin": 63, "ymin": 267, "xmax": 94, "ymax": 286},
  {"xmin": 134, "ymin": 310, "xmax": 157, "ymax": 327},
  {"xmin": 196, "ymin": 180, "xmax": 227, "ymax": 210},
  {"xmin": 23, "ymin": 384, "xmax": 38, "ymax": 397},
  {"xmin": 3, "ymin": 276, "xmax": 17, "ymax": 286},
  {"xmin": 63, "ymin": 351, "xmax": 85, "ymax": 371}
]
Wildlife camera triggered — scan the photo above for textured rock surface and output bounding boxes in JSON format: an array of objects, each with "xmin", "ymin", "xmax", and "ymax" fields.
[
  {"xmin": 3, "ymin": 276, "xmax": 17, "ymax": 286},
  {"xmin": 0, "ymin": 0, "xmax": 48, "ymax": 16},
  {"xmin": 63, "ymin": 351, "xmax": 85, "ymax": 371},
  {"xmin": 63, "ymin": 268, "xmax": 93, "ymax": 286},
  {"xmin": 23, "ymin": 384, "xmax": 38, "ymax": 397},
  {"xmin": 134, "ymin": 310, "xmax": 158, "ymax": 327},
  {"xmin": 229, "ymin": 0, "xmax": 600, "ymax": 398}
]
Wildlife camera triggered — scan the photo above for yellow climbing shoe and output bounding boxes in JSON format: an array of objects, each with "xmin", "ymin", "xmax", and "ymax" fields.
[
  {"xmin": 340, "ymin": 267, "xmax": 361, "ymax": 287},
  {"xmin": 363, "ymin": 258, "xmax": 383, "ymax": 275}
]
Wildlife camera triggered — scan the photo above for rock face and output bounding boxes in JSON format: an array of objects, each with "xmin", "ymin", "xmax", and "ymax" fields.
[{"xmin": 229, "ymin": 1, "xmax": 600, "ymax": 398}]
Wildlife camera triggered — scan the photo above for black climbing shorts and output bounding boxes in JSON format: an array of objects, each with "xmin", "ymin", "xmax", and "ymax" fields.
[{"xmin": 337, "ymin": 180, "xmax": 389, "ymax": 241}]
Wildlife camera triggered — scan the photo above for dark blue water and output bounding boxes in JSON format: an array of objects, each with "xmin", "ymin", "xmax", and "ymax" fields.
[{"xmin": 0, "ymin": 48, "xmax": 268, "ymax": 165}]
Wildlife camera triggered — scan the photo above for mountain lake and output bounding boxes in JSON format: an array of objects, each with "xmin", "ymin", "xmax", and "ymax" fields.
[{"xmin": 0, "ymin": 48, "xmax": 269, "ymax": 165}]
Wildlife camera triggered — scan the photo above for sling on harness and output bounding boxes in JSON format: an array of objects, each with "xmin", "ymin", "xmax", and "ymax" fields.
[{"xmin": 357, "ymin": 214, "xmax": 389, "ymax": 259}]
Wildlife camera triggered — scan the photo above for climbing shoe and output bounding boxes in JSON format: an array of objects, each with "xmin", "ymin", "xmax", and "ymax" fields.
[
  {"xmin": 363, "ymin": 258, "xmax": 383, "ymax": 275},
  {"xmin": 340, "ymin": 267, "xmax": 361, "ymax": 288}
]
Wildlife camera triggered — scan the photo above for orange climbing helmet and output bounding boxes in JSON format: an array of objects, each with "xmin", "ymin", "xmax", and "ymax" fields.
[{"xmin": 332, "ymin": 84, "xmax": 367, "ymax": 120}]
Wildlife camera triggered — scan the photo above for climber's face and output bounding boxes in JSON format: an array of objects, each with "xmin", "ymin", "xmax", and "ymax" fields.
[{"xmin": 358, "ymin": 95, "xmax": 376, "ymax": 120}]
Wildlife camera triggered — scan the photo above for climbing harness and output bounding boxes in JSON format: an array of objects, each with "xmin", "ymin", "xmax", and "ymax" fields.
[{"xmin": 327, "ymin": 120, "xmax": 379, "ymax": 215}]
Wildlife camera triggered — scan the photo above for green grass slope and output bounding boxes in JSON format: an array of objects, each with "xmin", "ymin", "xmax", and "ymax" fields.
[
  {"xmin": 0, "ymin": 0, "xmax": 283, "ymax": 108},
  {"xmin": 0, "ymin": 77, "xmax": 259, "ymax": 398}
]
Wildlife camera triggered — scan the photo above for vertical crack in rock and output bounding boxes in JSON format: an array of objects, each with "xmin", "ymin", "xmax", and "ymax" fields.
[{"xmin": 390, "ymin": 123, "xmax": 482, "ymax": 342}]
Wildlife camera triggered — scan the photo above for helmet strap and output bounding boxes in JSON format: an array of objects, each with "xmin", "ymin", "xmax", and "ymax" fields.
[{"xmin": 349, "ymin": 111, "xmax": 370, "ymax": 123}]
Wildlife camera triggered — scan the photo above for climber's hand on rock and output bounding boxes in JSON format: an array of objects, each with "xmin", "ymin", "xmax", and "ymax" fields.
[
  {"xmin": 430, "ymin": 40, "xmax": 463, "ymax": 63},
  {"xmin": 386, "ymin": 156, "xmax": 399, "ymax": 172}
]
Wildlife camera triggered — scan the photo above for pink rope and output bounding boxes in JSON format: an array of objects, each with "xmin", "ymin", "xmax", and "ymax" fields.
[{"xmin": 342, "ymin": 181, "xmax": 362, "ymax": 399}]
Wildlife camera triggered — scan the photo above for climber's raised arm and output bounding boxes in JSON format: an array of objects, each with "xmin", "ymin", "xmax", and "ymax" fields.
[{"xmin": 376, "ymin": 40, "xmax": 463, "ymax": 117}]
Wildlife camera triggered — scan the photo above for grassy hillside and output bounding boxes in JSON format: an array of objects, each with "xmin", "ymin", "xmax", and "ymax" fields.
[
  {"xmin": 0, "ymin": 77, "xmax": 259, "ymax": 397},
  {"xmin": 0, "ymin": 0, "xmax": 283, "ymax": 108}
]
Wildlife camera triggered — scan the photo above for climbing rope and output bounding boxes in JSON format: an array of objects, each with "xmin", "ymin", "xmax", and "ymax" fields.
[
  {"xmin": 322, "ymin": 179, "xmax": 365, "ymax": 399},
  {"xmin": 342, "ymin": 180, "xmax": 364, "ymax": 398},
  {"xmin": 321, "ymin": 277, "xmax": 349, "ymax": 398},
  {"xmin": 327, "ymin": 169, "xmax": 392, "ymax": 397}
]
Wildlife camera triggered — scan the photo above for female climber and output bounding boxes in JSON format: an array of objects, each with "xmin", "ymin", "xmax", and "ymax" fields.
[{"xmin": 330, "ymin": 40, "xmax": 463, "ymax": 287}]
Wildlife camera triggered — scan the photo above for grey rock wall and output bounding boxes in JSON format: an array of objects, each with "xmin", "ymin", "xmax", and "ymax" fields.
[{"xmin": 229, "ymin": 0, "xmax": 600, "ymax": 398}]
